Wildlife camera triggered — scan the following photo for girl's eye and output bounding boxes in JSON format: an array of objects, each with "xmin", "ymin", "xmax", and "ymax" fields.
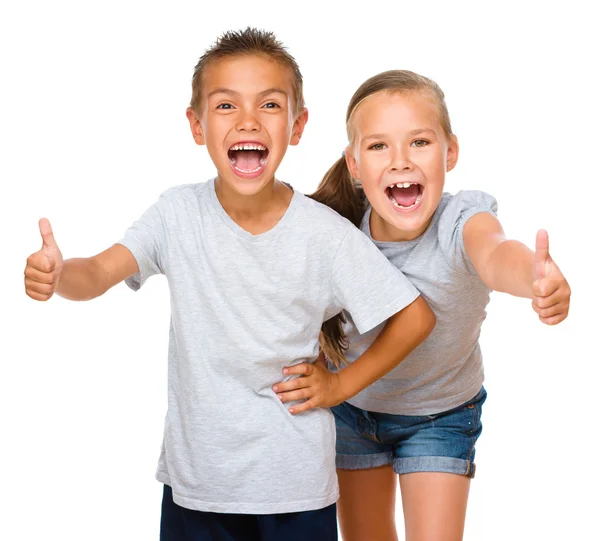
[
  {"xmin": 368, "ymin": 143, "xmax": 386, "ymax": 151},
  {"xmin": 262, "ymin": 102, "xmax": 280, "ymax": 109},
  {"xmin": 412, "ymin": 139, "xmax": 429, "ymax": 147},
  {"xmin": 216, "ymin": 103, "xmax": 234, "ymax": 110}
]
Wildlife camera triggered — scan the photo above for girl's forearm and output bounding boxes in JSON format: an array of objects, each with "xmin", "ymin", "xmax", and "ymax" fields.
[{"xmin": 485, "ymin": 240, "xmax": 534, "ymax": 298}]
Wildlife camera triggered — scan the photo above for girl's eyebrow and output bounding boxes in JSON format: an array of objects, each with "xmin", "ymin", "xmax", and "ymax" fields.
[{"xmin": 363, "ymin": 128, "xmax": 437, "ymax": 141}]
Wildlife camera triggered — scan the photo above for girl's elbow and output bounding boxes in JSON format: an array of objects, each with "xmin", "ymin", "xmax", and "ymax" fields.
[{"xmin": 413, "ymin": 296, "xmax": 436, "ymax": 339}]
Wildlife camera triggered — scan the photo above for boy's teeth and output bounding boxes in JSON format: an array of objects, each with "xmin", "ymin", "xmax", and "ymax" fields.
[
  {"xmin": 393, "ymin": 182, "xmax": 415, "ymax": 189},
  {"xmin": 231, "ymin": 143, "xmax": 266, "ymax": 151}
]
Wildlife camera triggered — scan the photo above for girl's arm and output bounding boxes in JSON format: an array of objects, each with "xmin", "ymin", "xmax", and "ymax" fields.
[
  {"xmin": 462, "ymin": 212, "xmax": 570, "ymax": 324},
  {"xmin": 273, "ymin": 295, "xmax": 435, "ymax": 415}
]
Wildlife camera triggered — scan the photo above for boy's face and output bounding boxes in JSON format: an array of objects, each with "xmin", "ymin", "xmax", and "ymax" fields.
[
  {"xmin": 346, "ymin": 91, "xmax": 458, "ymax": 241},
  {"xmin": 187, "ymin": 54, "xmax": 308, "ymax": 198}
]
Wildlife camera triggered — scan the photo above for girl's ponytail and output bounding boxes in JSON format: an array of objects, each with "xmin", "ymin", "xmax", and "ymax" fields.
[
  {"xmin": 310, "ymin": 156, "xmax": 366, "ymax": 368},
  {"xmin": 310, "ymin": 156, "xmax": 365, "ymax": 227}
]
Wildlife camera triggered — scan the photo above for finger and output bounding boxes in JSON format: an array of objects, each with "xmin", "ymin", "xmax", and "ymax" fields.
[
  {"xmin": 532, "ymin": 300, "xmax": 567, "ymax": 319},
  {"xmin": 277, "ymin": 389, "xmax": 311, "ymax": 403},
  {"xmin": 539, "ymin": 311, "xmax": 568, "ymax": 326},
  {"xmin": 289, "ymin": 398, "xmax": 319, "ymax": 415},
  {"xmin": 27, "ymin": 251, "xmax": 56, "ymax": 273},
  {"xmin": 532, "ymin": 283, "xmax": 567, "ymax": 307},
  {"xmin": 533, "ymin": 229, "xmax": 550, "ymax": 280},
  {"xmin": 24, "ymin": 264, "xmax": 56, "ymax": 284},
  {"xmin": 39, "ymin": 217, "xmax": 58, "ymax": 250},
  {"xmin": 272, "ymin": 377, "xmax": 312, "ymax": 393},
  {"xmin": 25, "ymin": 288, "xmax": 53, "ymax": 301},
  {"xmin": 283, "ymin": 363, "xmax": 313, "ymax": 377},
  {"xmin": 24, "ymin": 278, "xmax": 55, "ymax": 297}
]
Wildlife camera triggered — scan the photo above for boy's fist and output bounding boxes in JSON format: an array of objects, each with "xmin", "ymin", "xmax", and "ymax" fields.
[
  {"xmin": 531, "ymin": 229, "xmax": 570, "ymax": 325},
  {"xmin": 24, "ymin": 218, "xmax": 64, "ymax": 301}
]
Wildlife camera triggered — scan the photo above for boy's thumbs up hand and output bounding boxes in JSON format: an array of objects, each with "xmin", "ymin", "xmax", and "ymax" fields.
[
  {"xmin": 531, "ymin": 229, "xmax": 570, "ymax": 325},
  {"xmin": 24, "ymin": 218, "xmax": 64, "ymax": 301}
]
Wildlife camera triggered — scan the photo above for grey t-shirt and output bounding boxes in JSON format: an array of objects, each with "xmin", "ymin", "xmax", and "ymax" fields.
[
  {"xmin": 118, "ymin": 179, "xmax": 419, "ymax": 514},
  {"xmin": 337, "ymin": 190, "xmax": 497, "ymax": 416}
]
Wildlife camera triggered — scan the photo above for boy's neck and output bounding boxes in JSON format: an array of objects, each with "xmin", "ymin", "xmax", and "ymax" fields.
[{"xmin": 215, "ymin": 176, "xmax": 294, "ymax": 235}]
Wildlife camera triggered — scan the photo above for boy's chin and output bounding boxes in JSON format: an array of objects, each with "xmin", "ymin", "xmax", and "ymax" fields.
[{"xmin": 217, "ymin": 171, "xmax": 275, "ymax": 196}]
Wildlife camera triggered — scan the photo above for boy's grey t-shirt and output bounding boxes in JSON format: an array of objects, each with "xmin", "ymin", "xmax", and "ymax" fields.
[
  {"xmin": 338, "ymin": 190, "xmax": 497, "ymax": 416},
  {"xmin": 118, "ymin": 178, "xmax": 419, "ymax": 514}
]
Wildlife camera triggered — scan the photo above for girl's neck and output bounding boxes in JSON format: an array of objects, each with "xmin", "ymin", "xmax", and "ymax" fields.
[{"xmin": 369, "ymin": 208, "xmax": 433, "ymax": 243}]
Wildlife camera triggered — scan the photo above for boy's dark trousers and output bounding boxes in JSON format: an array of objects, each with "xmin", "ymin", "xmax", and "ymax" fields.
[{"xmin": 160, "ymin": 484, "xmax": 338, "ymax": 541}]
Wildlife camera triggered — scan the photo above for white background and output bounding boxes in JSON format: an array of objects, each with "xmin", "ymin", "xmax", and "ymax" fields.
[{"xmin": 1, "ymin": 1, "xmax": 598, "ymax": 540}]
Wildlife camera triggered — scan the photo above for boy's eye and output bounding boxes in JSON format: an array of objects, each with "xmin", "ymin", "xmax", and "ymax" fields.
[
  {"xmin": 368, "ymin": 143, "xmax": 387, "ymax": 151},
  {"xmin": 412, "ymin": 139, "xmax": 429, "ymax": 147},
  {"xmin": 216, "ymin": 103, "xmax": 234, "ymax": 110},
  {"xmin": 262, "ymin": 102, "xmax": 280, "ymax": 109}
]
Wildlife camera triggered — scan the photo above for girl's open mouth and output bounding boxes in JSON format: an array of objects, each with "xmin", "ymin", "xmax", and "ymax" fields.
[
  {"xmin": 385, "ymin": 182, "xmax": 424, "ymax": 211},
  {"xmin": 227, "ymin": 142, "xmax": 269, "ymax": 179}
]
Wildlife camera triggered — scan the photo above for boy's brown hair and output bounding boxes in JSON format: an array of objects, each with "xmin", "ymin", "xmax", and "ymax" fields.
[{"xmin": 190, "ymin": 27, "xmax": 305, "ymax": 115}]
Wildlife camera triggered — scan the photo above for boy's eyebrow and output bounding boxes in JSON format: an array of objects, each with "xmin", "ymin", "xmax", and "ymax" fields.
[{"xmin": 207, "ymin": 87, "xmax": 289, "ymax": 99}]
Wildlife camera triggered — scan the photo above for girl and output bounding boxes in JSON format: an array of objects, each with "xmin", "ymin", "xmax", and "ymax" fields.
[{"xmin": 276, "ymin": 70, "xmax": 570, "ymax": 540}]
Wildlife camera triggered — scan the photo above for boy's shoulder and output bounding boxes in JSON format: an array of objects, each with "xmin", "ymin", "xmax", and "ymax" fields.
[
  {"xmin": 294, "ymin": 191, "xmax": 354, "ymax": 232},
  {"xmin": 158, "ymin": 181, "xmax": 208, "ymax": 202}
]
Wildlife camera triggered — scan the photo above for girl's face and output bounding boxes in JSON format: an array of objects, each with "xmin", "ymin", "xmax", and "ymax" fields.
[{"xmin": 346, "ymin": 91, "xmax": 458, "ymax": 242}]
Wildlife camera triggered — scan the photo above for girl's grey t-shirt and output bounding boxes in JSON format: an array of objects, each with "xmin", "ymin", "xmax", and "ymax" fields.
[
  {"xmin": 338, "ymin": 190, "xmax": 497, "ymax": 416},
  {"xmin": 118, "ymin": 179, "xmax": 419, "ymax": 514}
]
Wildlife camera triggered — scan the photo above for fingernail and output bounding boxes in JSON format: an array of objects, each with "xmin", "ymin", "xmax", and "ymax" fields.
[
  {"xmin": 273, "ymin": 385, "xmax": 278, "ymax": 392},
  {"xmin": 283, "ymin": 368, "xmax": 289, "ymax": 374},
  {"xmin": 288, "ymin": 408, "xmax": 294, "ymax": 413},
  {"xmin": 278, "ymin": 394, "xmax": 283, "ymax": 401}
]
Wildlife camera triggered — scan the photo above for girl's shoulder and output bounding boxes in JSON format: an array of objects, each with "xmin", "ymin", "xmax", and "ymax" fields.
[{"xmin": 435, "ymin": 190, "xmax": 498, "ymax": 274}]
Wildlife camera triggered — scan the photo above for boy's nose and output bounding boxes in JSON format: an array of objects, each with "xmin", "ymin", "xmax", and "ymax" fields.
[{"xmin": 235, "ymin": 111, "xmax": 260, "ymax": 132}]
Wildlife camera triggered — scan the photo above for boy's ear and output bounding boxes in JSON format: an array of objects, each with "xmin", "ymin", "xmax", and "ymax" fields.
[
  {"xmin": 186, "ymin": 107, "xmax": 205, "ymax": 146},
  {"xmin": 345, "ymin": 147, "xmax": 360, "ymax": 180},
  {"xmin": 446, "ymin": 134, "xmax": 459, "ymax": 172},
  {"xmin": 289, "ymin": 107, "xmax": 309, "ymax": 146}
]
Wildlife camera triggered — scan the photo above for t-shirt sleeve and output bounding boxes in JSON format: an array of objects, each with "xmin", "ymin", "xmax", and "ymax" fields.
[
  {"xmin": 117, "ymin": 192, "xmax": 170, "ymax": 291},
  {"xmin": 437, "ymin": 190, "xmax": 498, "ymax": 274},
  {"xmin": 332, "ymin": 226, "xmax": 420, "ymax": 334}
]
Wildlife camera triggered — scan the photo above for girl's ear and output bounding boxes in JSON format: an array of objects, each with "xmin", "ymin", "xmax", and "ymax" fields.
[
  {"xmin": 186, "ymin": 107, "xmax": 205, "ymax": 146},
  {"xmin": 344, "ymin": 147, "xmax": 360, "ymax": 180},
  {"xmin": 446, "ymin": 135, "xmax": 459, "ymax": 172}
]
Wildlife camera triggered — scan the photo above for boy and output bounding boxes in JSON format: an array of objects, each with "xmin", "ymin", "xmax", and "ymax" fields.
[{"xmin": 24, "ymin": 28, "xmax": 435, "ymax": 540}]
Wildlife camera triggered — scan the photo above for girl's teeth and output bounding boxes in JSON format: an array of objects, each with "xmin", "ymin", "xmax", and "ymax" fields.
[{"xmin": 389, "ymin": 192, "xmax": 423, "ymax": 210}]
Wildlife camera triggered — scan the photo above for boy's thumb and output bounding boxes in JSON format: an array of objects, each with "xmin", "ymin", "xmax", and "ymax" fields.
[{"xmin": 39, "ymin": 218, "xmax": 58, "ymax": 250}]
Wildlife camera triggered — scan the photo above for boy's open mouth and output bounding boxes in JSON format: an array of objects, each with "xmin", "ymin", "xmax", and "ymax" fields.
[
  {"xmin": 385, "ymin": 182, "xmax": 424, "ymax": 210},
  {"xmin": 228, "ymin": 142, "xmax": 269, "ymax": 178}
]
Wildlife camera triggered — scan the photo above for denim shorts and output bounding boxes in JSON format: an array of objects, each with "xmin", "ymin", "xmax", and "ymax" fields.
[{"xmin": 332, "ymin": 386, "xmax": 487, "ymax": 478}]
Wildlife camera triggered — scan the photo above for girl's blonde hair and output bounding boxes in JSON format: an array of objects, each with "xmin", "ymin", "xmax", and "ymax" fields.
[{"xmin": 311, "ymin": 70, "xmax": 452, "ymax": 367}]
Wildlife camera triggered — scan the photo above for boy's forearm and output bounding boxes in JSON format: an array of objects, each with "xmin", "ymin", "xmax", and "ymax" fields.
[
  {"xmin": 336, "ymin": 297, "xmax": 435, "ymax": 401},
  {"xmin": 485, "ymin": 240, "xmax": 534, "ymax": 298},
  {"xmin": 56, "ymin": 258, "xmax": 111, "ymax": 301}
]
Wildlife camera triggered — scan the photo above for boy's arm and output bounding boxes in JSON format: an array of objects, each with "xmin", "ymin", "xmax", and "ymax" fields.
[
  {"xmin": 273, "ymin": 296, "xmax": 435, "ymax": 414},
  {"xmin": 462, "ymin": 212, "xmax": 570, "ymax": 324},
  {"xmin": 24, "ymin": 218, "xmax": 138, "ymax": 302}
]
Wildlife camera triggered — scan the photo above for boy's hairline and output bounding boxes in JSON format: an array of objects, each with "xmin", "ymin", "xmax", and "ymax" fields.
[{"xmin": 192, "ymin": 51, "xmax": 305, "ymax": 116}]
